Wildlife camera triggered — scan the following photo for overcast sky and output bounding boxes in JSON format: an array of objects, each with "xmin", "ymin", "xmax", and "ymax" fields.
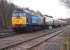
[{"xmin": 7, "ymin": 0, "xmax": 70, "ymax": 19}]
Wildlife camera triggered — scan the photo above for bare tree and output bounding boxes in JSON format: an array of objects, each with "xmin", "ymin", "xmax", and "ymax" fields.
[
  {"xmin": 0, "ymin": 0, "xmax": 8, "ymax": 29},
  {"xmin": 60, "ymin": 0, "xmax": 70, "ymax": 8},
  {"xmin": 0, "ymin": 0, "xmax": 16, "ymax": 29},
  {"xmin": 60, "ymin": 0, "xmax": 70, "ymax": 24}
]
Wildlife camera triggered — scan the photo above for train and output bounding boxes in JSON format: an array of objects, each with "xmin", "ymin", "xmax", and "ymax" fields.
[
  {"xmin": 44, "ymin": 15, "xmax": 67, "ymax": 27},
  {"xmin": 11, "ymin": 10, "xmax": 67, "ymax": 32}
]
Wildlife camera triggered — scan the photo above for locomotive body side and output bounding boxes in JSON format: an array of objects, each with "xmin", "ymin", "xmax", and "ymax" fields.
[
  {"xmin": 28, "ymin": 15, "xmax": 44, "ymax": 25},
  {"xmin": 27, "ymin": 15, "xmax": 45, "ymax": 30}
]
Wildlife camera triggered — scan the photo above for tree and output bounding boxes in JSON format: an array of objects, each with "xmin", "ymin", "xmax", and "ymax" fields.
[
  {"xmin": 60, "ymin": 0, "xmax": 70, "ymax": 8},
  {"xmin": 0, "ymin": 0, "xmax": 16, "ymax": 29},
  {"xmin": 44, "ymin": 15, "xmax": 53, "ymax": 18},
  {"xmin": 0, "ymin": 0, "xmax": 8, "ymax": 29}
]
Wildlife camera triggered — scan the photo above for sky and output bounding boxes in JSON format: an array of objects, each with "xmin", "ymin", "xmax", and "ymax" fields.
[{"xmin": 7, "ymin": 0, "xmax": 70, "ymax": 19}]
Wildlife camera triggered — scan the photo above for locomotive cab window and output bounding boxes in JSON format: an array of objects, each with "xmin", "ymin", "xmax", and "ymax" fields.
[{"xmin": 12, "ymin": 12, "xmax": 20, "ymax": 18}]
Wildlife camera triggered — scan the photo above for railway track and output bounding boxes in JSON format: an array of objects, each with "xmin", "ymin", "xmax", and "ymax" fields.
[
  {"xmin": 0, "ymin": 26, "xmax": 65, "ymax": 38},
  {"xmin": 4, "ymin": 30, "xmax": 63, "ymax": 50},
  {"xmin": 0, "ymin": 29, "xmax": 14, "ymax": 38},
  {"xmin": 0, "ymin": 26, "xmax": 68, "ymax": 50}
]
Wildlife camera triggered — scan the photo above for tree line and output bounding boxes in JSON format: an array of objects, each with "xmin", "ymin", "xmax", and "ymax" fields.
[{"xmin": 0, "ymin": 0, "xmax": 22, "ymax": 29}]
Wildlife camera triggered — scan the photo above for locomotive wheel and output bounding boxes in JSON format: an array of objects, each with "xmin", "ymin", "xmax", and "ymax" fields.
[{"xmin": 13, "ymin": 28, "xmax": 23, "ymax": 33}]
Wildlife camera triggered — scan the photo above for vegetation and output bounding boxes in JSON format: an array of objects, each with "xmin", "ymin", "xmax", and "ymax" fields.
[{"xmin": 0, "ymin": 0, "xmax": 22, "ymax": 29}]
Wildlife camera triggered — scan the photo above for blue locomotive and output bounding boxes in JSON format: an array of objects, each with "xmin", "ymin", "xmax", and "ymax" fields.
[{"xmin": 11, "ymin": 10, "xmax": 45, "ymax": 32}]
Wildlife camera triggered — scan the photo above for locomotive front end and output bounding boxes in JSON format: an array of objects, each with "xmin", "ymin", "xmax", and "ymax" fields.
[
  {"xmin": 11, "ymin": 11, "xmax": 27, "ymax": 32},
  {"xmin": 12, "ymin": 16, "xmax": 27, "ymax": 27}
]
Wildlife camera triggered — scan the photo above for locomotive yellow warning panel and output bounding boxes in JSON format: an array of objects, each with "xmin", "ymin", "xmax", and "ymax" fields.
[{"xmin": 12, "ymin": 16, "xmax": 27, "ymax": 26}]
